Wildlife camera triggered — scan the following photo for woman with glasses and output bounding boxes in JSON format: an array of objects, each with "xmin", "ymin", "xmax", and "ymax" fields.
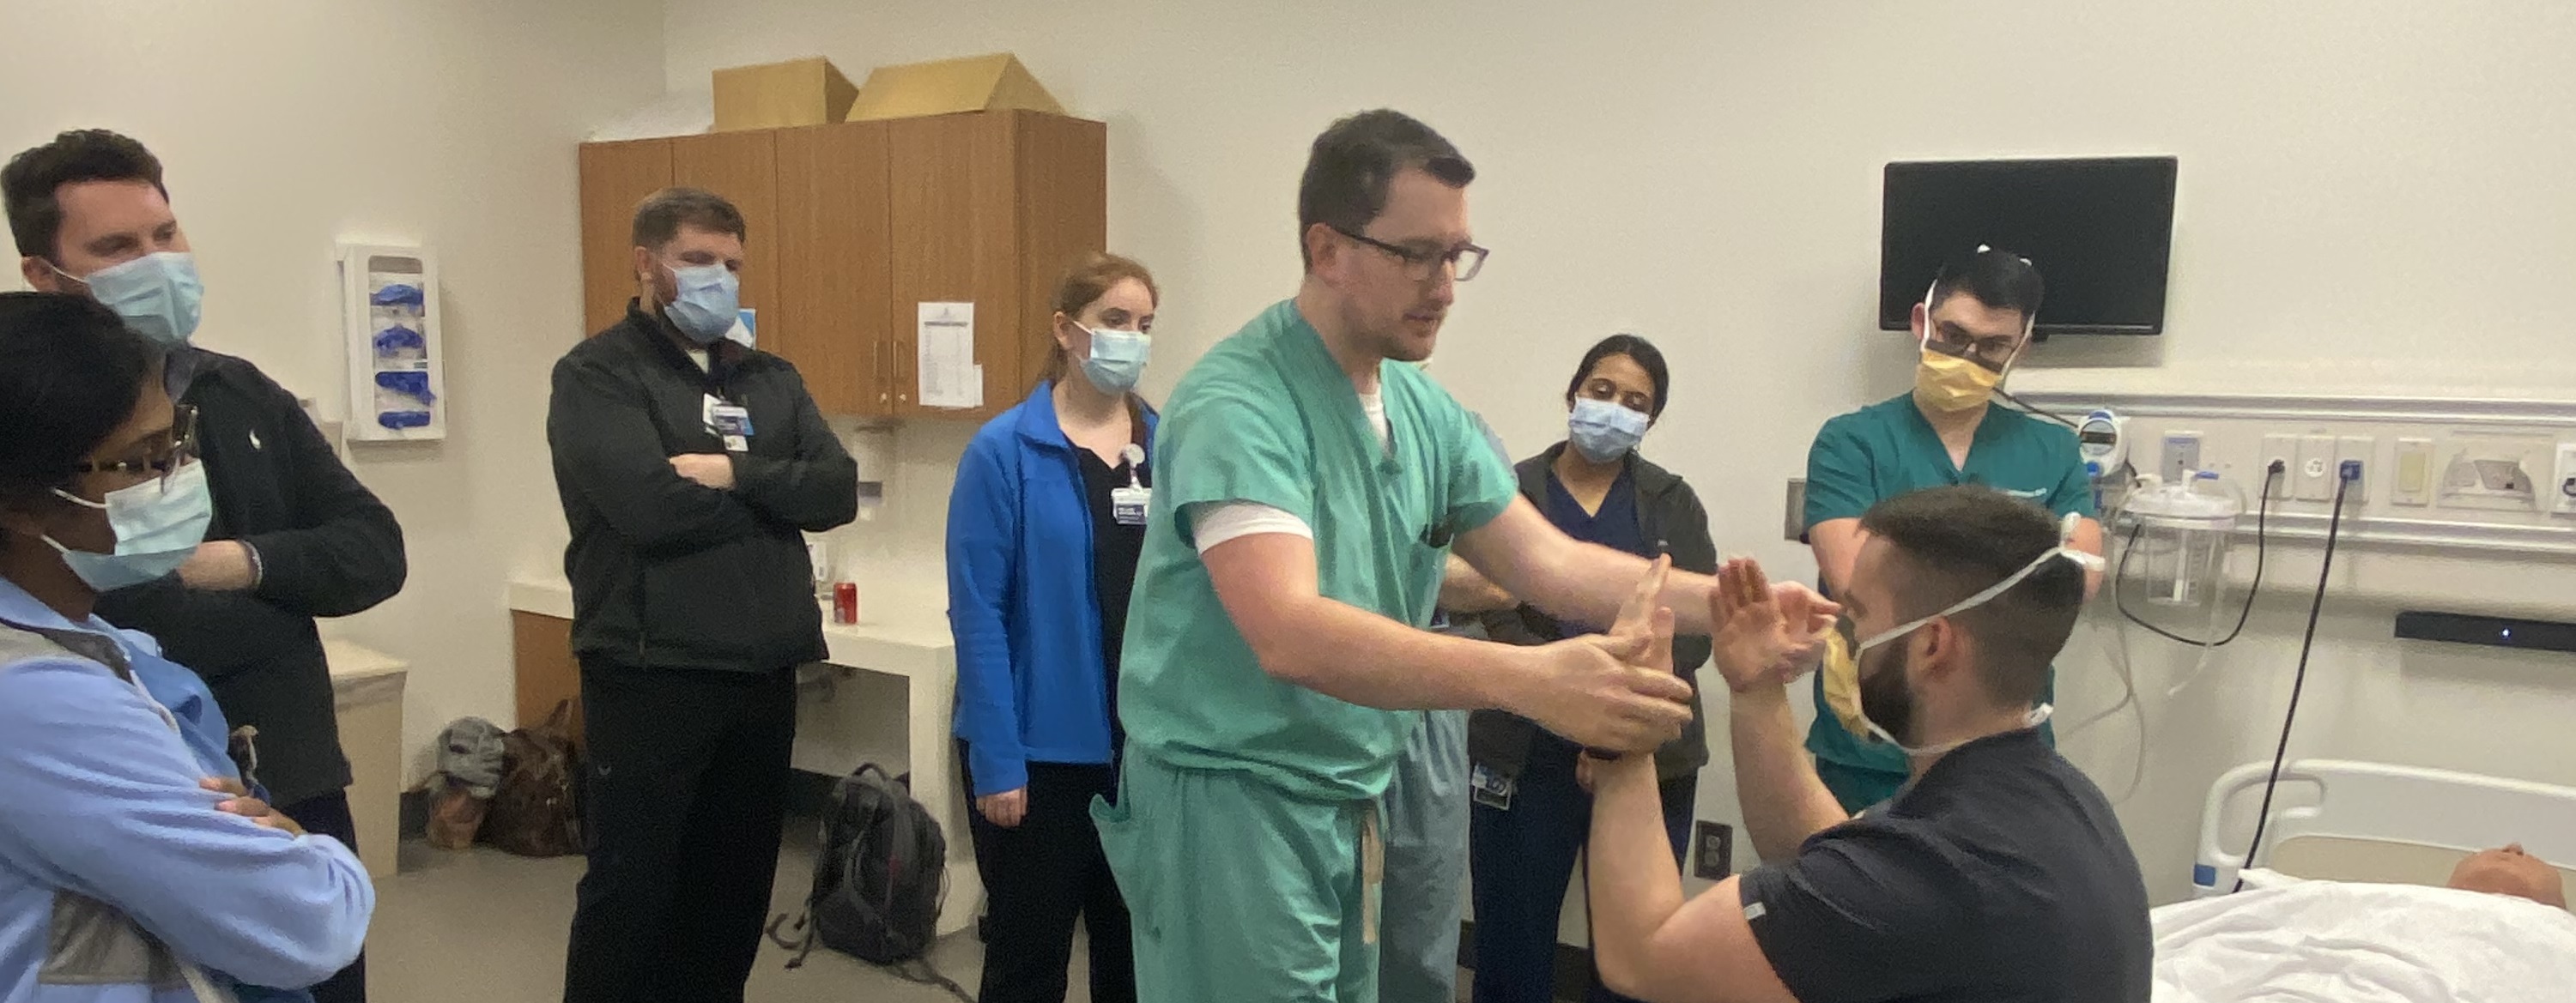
[
  {"xmin": 945, "ymin": 253, "xmax": 1161, "ymax": 1003},
  {"xmin": 0, "ymin": 292, "xmax": 373, "ymax": 1003},
  {"xmin": 1460, "ymin": 334, "xmax": 1717, "ymax": 1003},
  {"xmin": 1798, "ymin": 247, "xmax": 2103, "ymax": 812}
]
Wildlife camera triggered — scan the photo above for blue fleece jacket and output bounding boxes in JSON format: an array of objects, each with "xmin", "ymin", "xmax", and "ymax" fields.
[
  {"xmin": 947, "ymin": 384, "xmax": 1155, "ymax": 797},
  {"xmin": 0, "ymin": 577, "xmax": 373, "ymax": 1002}
]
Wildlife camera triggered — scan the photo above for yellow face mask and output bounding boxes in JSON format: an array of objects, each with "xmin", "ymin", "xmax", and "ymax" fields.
[
  {"xmin": 1820, "ymin": 619, "xmax": 1871, "ymax": 740},
  {"xmin": 1912, "ymin": 348, "xmax": 2003, "ymax": 413}
]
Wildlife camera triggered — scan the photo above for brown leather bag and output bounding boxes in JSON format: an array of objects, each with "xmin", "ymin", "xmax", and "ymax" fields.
[
  {"xmin": 426, "ymin": 777, "xmax": 488, "ymax": 850},
  {"xmin": 479, "ymin": 700, "xmax": 583, "ymax": 857}
]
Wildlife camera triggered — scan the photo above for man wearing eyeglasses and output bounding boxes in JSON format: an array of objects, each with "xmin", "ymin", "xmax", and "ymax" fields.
[
  {"xmin": 5, "ymin": 130, "xmax": 404, "ymax": 1003},
  {"xmin": 1096, "ymin": 109, "xmax": 1831, "ymax": 1003},
  {"xmin": 1800, "ymin": 246, "xmax": 2100, "ymax": 813}
]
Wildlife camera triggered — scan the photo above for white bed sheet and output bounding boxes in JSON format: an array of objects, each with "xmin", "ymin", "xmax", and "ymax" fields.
[{"xmin": 2151, "ymin": 881, "xmax": 2576, "ymax": 1003}]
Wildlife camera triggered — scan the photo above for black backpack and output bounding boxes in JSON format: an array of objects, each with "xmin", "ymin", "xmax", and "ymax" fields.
[{"xmin": 768, "ymin": 764, "xmax": 969, "ymax": 999}]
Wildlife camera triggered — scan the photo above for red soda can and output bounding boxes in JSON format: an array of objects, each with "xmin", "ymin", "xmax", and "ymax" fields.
[{"xmin": 833, "ymin": 582, "xmax": 858, "ymax": 625}]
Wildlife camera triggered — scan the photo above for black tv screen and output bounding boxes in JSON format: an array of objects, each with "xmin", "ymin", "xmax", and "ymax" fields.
[{"xmin": 1879, "ymin": 156, "xmax": 2178, "ymax": 336}]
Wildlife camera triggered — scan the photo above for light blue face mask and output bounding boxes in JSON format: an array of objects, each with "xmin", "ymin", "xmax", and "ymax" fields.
[
  {"xmin": 45, "ymin": 460, "xmax": 215, "ymax": 592},
  {"xmin": 1567, "ymin": 396, "xmax": 1650, "ymax": 463},
  {"xmin": 1080, "ymin": 327, "xmax": 1150, "ymax": 395},
  {"xmin": 662, "ymin": 262, "xmax": 741, "ymax": 346},
  {"xmin": 58, "ymin": 251, "xmax": 203, "ymax": 348}
]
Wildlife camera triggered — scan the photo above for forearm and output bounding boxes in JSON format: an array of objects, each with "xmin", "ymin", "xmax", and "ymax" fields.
[
  {"xmin": 178, "ymin": 541, "xmax": 259, "ymax": 591},
  {"xmin": 732, "ymin": 452, "xmax": 860, "ymax": 531},
  {"xmin": 1586, "ymin": 754, "xmax": 1690, "ymax": 996},
  {"xmin": 1439, "ymin": 554, "xmax": 1516, "ymax": 613},
  {"xmin": 1516, "ymin": 541, "xmax": 1720, "ymax": 635},
  {"xmin": 241, "ymin": 509, "xmax": 409, "ymax": 617},
  {"xmin": 1257, "ymin": 595, "xmax": 1543, "ymax": 712},
  {"xmin": 1729, "ymin": 684, "xmax": 1847, "ymax": 861}
]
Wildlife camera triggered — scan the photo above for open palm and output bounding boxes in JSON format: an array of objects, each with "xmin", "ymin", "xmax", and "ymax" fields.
[{"xmin": 1708, "ymin": 558, "xmax": 1840, "ymax": 692}]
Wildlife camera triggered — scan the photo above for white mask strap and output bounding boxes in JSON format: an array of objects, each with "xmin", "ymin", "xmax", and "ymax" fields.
[
  {"xmin": 1856, "ymin": 512, "xmax": 2105, "ymax": 652},
  {"xmin": 52, "ymin": 487, "xmax": 108, "ymax": 511}
]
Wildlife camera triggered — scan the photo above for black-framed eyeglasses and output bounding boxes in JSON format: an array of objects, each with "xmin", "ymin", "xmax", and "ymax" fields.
[
  {"xmin": 1333, "ymin": 227, "xmax": 1488, "ymax": 282},
  {"xmin": 1925, "ymin": 327, "xmax": 2021, "ymax": 372},
  {"xmin": 68, "ymin": 404, "xmax": 198, "ymax": 484}
]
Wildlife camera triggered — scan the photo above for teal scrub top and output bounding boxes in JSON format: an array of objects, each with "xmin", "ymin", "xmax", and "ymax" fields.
[
  {"xmin": 1800, "ymin": 393, "xmax": 2095, "ymax": 771},
  {"xmin": 1117, "ymin": 300, "xmax": 1517, "ymax": 802}
]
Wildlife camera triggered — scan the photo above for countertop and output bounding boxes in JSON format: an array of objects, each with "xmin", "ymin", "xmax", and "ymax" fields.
[
  {"xmin": 505, "ymin": 575, "xmax": 954, "ymax": 678},
  {"xmin": 321, "ymin": 637, "xmax": 407, "ymax": 707}
]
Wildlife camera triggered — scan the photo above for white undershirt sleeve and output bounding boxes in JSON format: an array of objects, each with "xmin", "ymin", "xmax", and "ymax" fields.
[{"xmin": 1192, "ymin": 502, "xmax": 1314, "ymax": 553}]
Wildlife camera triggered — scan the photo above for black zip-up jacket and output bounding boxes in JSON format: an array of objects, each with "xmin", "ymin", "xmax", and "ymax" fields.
[
  {"xmin": 1468, "ymin": 444, "xmax": 1718, "ymax": 782},
  {"xmin": 548, "ymin": 301, "xmax": 858, "ymax": 673},
  {"xmin": 95, "ymin": 347, "xmax": 409, "ymax": 807}
]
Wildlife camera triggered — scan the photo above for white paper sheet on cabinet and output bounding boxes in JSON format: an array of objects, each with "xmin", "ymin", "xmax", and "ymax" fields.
[{"xmin": 917, "ymin": 302, "xmax": 980, "ymax": 408}]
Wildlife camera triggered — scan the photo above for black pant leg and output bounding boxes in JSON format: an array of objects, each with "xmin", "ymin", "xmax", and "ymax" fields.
[
  {"xmin": 962, "ymin": 754, "xmax": 1094, "ymax": 1003},
  {"xmin": 661, "ymin": 668, "xmax": 798, "ymax": 1003},
  {"xmin": 280, "ymin": 789, "xmax": 366, "ymax": 1003},
  {"xmin": 1073, "ymin": 764, "xmax": 1136, "ymax": 1003},
  {"xmin": 563, "ymin": 663, "xmax": 728, "ymax": 1003}
]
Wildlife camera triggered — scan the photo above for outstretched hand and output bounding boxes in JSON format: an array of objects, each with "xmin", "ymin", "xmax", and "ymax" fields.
[
  {"xmin": 1609, "ymin": 553, "xmax": 1679, "ymax": 677},
  {"xmin": 1707, "ymin": 558, "xmax": 1839, "ymax": 692},
  {"xmin": 1520, "ymin": 557, "xmax": 1694, "ymax": 755}
]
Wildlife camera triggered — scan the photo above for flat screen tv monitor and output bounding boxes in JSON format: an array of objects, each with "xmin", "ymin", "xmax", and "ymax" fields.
[{"xmin": 1879, "ymin": 156, "xmax": 2178, "ymax": 336}]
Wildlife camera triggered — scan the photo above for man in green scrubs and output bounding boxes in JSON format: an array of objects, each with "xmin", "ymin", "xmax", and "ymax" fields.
[
  {"xmin": 1802, "ymin": 246, "xmax": 2103, "ymax": 812},
  {"xmin": 1096, "ymin": 110, "xmax": 1833, "ymax": 1003}
]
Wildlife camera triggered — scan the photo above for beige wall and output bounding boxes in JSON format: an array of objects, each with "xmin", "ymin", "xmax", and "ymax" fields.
[
  {"xmin": 14, "ymin": 0, "xmax": 2569, "ymax": 920},
  {"xmin": 664, "ymin": 0, "xmax": 2576, "ymax": 912},
  {"xmin": 0, "ymin": 0, "xmax": 666, "ymax": 779}
]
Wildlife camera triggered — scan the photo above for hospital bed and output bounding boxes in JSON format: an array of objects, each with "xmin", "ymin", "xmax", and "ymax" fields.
[
  {"xmin": 2156, "ymin": 758, "xmax": 2576, "ymax": 1002},
  {"xmin": 2191, "ymin": 758, "xmax": 2576, "ymax": 894}
]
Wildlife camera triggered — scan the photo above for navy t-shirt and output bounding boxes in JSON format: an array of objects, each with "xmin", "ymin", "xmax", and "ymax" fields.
[
  {"xmin": 1737, "ymin": 729, "xmax": 2152, "ymax": 1002},
  {"xmin": 1541, "ymin": 467, "xmax": 1644, "ymax": 638}
]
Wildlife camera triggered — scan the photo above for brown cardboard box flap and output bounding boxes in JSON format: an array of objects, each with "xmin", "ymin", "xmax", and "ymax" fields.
[
  {"xmin": 846, "ymin": 52, "xmax": 1065, "ymax": 122},
  {"xmin": 713, "ymin": 57, "xmax": 859, "ymax": 132}
]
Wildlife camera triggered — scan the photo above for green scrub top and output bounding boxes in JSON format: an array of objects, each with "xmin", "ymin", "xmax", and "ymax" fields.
[
  {"xmin": 1800, "ymin": 393, "xmax": 2095, "ymax": 773},
  {"xmin": 1117, "ymin": 299, "xmax": 1517, "ymax": 803}
]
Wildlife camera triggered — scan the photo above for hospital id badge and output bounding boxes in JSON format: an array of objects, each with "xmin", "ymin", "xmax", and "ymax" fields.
[
  {"xmin": 1470, "ymin": 764, "xmax": 1514, "ymax": 810},
  {"xmin": 1112, "ymin": 486, "xmax": 1150, "ymax": 526},
  {"xmin": 709, "ymin": 400, "xmax": 754, "ymax": 452}
]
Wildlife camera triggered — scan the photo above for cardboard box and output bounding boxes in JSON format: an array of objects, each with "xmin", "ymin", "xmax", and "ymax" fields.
[
  {"xmin": 846, "ymin": 52, "xmax": 1064, "ymax": 122},
  {"xmin": 713, "ymin": 57, "xmax": 859, "ymax": 132}
]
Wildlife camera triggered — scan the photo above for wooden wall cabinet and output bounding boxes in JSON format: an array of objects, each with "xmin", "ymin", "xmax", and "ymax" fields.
[
  {"xmin": 510, "ymin": 611, "xmax": 583, "ymax": 746},
  {"xmin": 575, "ymin": 110, "xmax": 1105, "ymax": 421},
  {"xmin": 576, "ymin": 139, "xmax": 672, "ymax": 335}
]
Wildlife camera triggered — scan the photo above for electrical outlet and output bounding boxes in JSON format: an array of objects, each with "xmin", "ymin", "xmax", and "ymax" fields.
[
  {"xmin": 2161, "ymin": 431, "xmax": 2203, "ymax": 483},
  {"xmin": 2391, "ymin": 438, "xmax": 2435, "ymax": 506},
  {"xmin": 2260, "ymin": 434, "xmax": 2299, "ymax": 499},
  {"xmin": 2552, "ymin": 444, "xmax": 2576, "ymax": 517},
  {"xmin": 2437, "ymin": 437, "xmax": 2547, "ymax": 511},
  {"xmin": 1693, "ymin": 820, "xmax": 1735, "ymax": 880},
  {"xmin": 2336, "ymin": 436, "xmax": 2375, "ymax": 503},
  {"xmin": 2295, "ymin": 434, "xmax": 2338, "ymax": 501}
]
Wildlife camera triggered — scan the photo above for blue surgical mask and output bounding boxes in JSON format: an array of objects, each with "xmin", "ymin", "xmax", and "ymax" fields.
[
  {"xmin": 44, "ymin": 460, "xmax": 215, "ymax": 592},
  {"xmin": 59, "ymin": 251, "xmax": 203, "ymax": 347},
  {"xmin": 1567, "ymin": 397, "xmax": 1649, "ymax": 463},
  {"xmin": 1080, "ymin": 328, "xmax": 1150, "ymax": 395},
  {"xmin": 662, "ymin": 262, "xmax": 740, "ymax": 346}
]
